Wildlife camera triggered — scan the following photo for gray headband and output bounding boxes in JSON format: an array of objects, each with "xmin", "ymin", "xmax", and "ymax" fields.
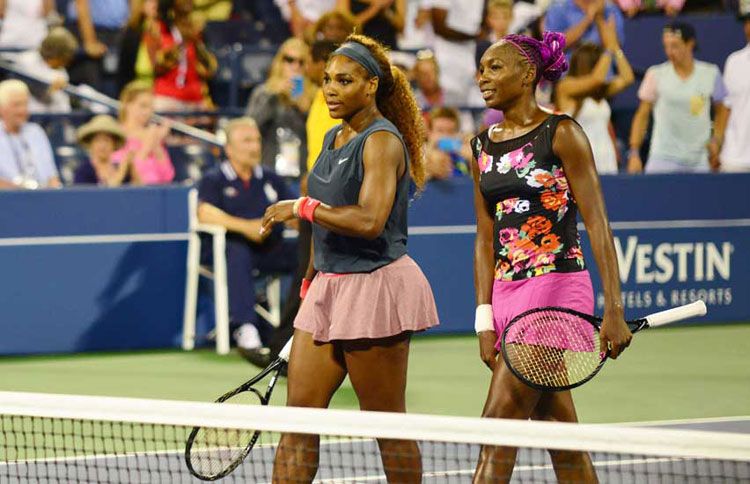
[{"xmin": 333, "ymin": 42, "xmax": 383, "ymax": 78}]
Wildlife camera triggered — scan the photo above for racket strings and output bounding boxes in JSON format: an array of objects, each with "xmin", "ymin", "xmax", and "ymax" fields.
[
  {"xmin": 504, "ymin": 309, "xmax": 603, "ymax": 389},
  {"xmin": 188, "ymin": 390, "xmax": 262, "ymax": 479}
]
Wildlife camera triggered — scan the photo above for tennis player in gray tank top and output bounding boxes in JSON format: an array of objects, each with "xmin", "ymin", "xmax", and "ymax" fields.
[{"xmin": 260, "ymin": 35, "xmax": 438, "ymax": 482}]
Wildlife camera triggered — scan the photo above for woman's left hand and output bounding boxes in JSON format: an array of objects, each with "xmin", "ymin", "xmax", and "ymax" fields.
[{"xmin": 260, "ymin": 200, "xmax": 297, "ymax": 235}]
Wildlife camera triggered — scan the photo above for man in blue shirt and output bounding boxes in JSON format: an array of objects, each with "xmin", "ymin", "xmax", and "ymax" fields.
[
  {"xmin": 0, "ymin": 80, "xmax": 60, "ymax": 189},
  {"xmin": 198, "ymin": 117, "xmax": 297, "ymax": 361},
  {"xmin": 544, "ymin": 0, "xmax": 625, "ymax": 50}
]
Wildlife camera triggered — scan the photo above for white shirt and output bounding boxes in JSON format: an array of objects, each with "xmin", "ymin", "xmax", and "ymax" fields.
[
  {"xmin": 575, "ymin": 97, "xmax": 618, "ymax": 174},
  {"xmin": 0, "ymin": 0, "xmax": 47, "ymax": 50},
  {"xmin": 429, "ymin": 0, "xmax": 484, "ymax": 106},
  {"xmin": 274, "ymin": 0, "xmax": 336, "ymax": 22},
  {"xmin": 720, "ymin": 44, "xmax": 750, "ymax": 172},
  {"xmin": 13, "ymin": 50, "xmax": 71, "ymax": 113}
]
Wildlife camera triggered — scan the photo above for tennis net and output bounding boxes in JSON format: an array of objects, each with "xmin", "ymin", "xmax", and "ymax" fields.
[{"xmin": 1, "ymin": 391, "xmax": 749, "ymax": 483}]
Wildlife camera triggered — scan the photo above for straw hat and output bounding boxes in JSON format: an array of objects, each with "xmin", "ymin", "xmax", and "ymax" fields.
[{"xmin": 77, "ymin": 115, "xmax": 126, "ymax": 149}]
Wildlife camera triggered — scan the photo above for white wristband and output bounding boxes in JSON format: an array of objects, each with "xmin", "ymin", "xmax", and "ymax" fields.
[
  {"xmin": 474, "ymin": 304, "xmax": 494, "ymax": 334},
  {"xmin": 292, "ymin": 197, "xmax": 304, "ymax": 218}
]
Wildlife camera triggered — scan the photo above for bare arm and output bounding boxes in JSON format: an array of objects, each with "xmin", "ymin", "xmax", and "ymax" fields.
[
  {"xmin": 75, "ymin": 0, "xmax": 107, "ymax": 57},
  {"xmin": 0, "ymin": 178, "xmax": 18, "ymax": 189},
  {"xmin": 709, "ymin": 103, "xmax": 730, "ymax": 171},
  {"xmin": 596, "ymin": 15, "xmax": 635, "ymax": 97},
  {"xmin": 198, "ymin": 202, "xmax": 268, "ymax": 243},
  {"xmin": 627, "ymin": 101, "xmax": 653, "ymax": 173},
  {"xmin": 555, "ymin": 54, "xmax": 610, "ymax": 112},
  {"xmin": 471, "ymin": 141, "xmax": 499, "ymax": 369},
  {"xmin": 382, "ymin": 0, "xmax": 406, "ymax": 32},
  {"xmin": 302, "ymin": 131, "xmax": 404, "ymax": 239},
  {"xmin": 554, "ymin": 119, "xmax": 631, "ymax": 358},
  {"xmin": 605, "ymin": 49, "xmax": 635, "ymax": 97},
  {"xmin": 431, "ymin": 7, "xmax": 476, "ymax": 41},
  {"xmin": 260, "ymin": 131, "xmax": 405, "ymax": 242},
  {"xmin": 43, "ymin": 0, "xmax": 55, "ymax": 15}
]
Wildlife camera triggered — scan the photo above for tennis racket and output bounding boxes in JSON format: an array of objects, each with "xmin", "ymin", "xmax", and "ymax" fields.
[
  {"xmin": 501, "ymin": 301, "xmax": 707, "ymax": 392},
  {"xmin": 185, "ymin": 337, "xmax": 293, "ymax": 481}
]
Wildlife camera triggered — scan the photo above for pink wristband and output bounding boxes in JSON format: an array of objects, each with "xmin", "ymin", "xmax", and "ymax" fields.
[
  {"xmin": 298, "ymin": 197, "xmax": 321, "ymax": 222},
  {"xmin": 300, "ymin": 278, "xmax": 312, "ymax": 299}
]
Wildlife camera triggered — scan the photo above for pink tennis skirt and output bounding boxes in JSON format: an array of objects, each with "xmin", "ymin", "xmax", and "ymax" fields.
[
  {"xmin": 294, "ymin": 255, "xmax": 440, "ymax": 342},
  {"xmin": 492, "ymin": 270, "xmax": 594, "ymax": 350}
]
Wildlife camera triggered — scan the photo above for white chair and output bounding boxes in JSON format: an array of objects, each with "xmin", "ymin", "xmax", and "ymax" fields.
[{"xmin": 182, "ymin": 188, "xmax": 282, "ymax": 355}]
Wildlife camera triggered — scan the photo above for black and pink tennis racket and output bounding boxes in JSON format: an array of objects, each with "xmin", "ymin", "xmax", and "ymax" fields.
[{"xmin": 501, "ymin": 301, "xmax": 707, "ymax": 391}]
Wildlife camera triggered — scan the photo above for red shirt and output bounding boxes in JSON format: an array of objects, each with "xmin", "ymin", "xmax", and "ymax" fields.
[{"xmin": 153, "ymin": 21, "xmax": 205, "ymax": 102}]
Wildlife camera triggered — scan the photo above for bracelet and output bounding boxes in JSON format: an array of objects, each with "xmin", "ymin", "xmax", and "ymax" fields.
[
  {"xmin": 627, "ymin": 147, "xmax": 640, "ymax": 158},
  {"xmin": 297, "ymin": 197, "xmax": 322, "ymax": 222},
  {"xmin": 474, "ymin": 304, "xmax": 494, "ymax": 334},
  {"xmin": 300, "ymin": 278, "xmax": 312, "ymax": 299}
]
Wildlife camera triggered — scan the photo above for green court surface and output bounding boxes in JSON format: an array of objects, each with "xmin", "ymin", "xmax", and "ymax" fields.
[{"xmin": 1, "ymin": 324, "xmax": 748, "ymax": 424}]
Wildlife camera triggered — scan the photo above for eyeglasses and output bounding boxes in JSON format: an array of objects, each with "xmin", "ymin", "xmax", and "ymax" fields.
[{"xmin": 282, "ymin": 55, "xmax": 305, "ymax": 66}]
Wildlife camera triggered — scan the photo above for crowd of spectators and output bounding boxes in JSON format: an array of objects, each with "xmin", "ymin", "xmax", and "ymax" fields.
[{"xmin": 0, "ymin": 0, "xmax": 747, "ymax": 359}]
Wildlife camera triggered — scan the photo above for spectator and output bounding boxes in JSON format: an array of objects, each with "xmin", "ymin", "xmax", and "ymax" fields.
[
  {"xmin": 544, "ymin": 0, "xmax": 624, "ymax": 51},
  {"xmin": 74, "ymin": 114, "xmax": 139, "ymax": 186},
  {"xmin": 486, "ymin": 0, "xmax": 514, "ymax": 42},
  {"xmin": 0, "ymin": 0, "xmax": 58, "ymax": 52},
  {"xmin": 13, "ymin": 27, "xmax": 78, "ymax": 113},
  {"xmin": 305, "ymin": 39, "xmax": 340, "ymax": 172},
  {"xmin": 114, "ymin": 81, "xmax": 175, "ymax": 184},
  {"xmin": 65, "ymin": 0, "xmax": 130, "ymax": 92},
  {"xmin": 145, "ymin": 0, "xmax": 217, "ymax": 111},
  {"xmin": 275, "ymin": 0, "xmax": 337, "ymax": 38},
  {"xmin": 615, "ymin": 0, "xmax": 684, "ymax": 18},
  {"xmin": 311, "ymin": 9, "xmax": 356, "ymax": 43},
  {"xmin": 0, "ymin": 80, "xmax": 60, "ymax": 189},
  {"xmin": 246, "ymin": 38, "xmax": 314, "ymax": 179},
  {"xmin": 336, "ymin": 0, "xmax": 405, "ymax": 49},
  {"xmin": 424, "ymin": 106, "xmax": 468, "ymax": 180},
  {"xmin": 117, "ymin": 0, "xmax": 159, "ymax": 92},
  {"xmin": 717, "ymin": 13, "xmax": 750, "ymax": 172},
  {"xmin": 555, "ymin": 17, "xmax": 634, "ymax": 174},
  {"xmin": 412, "ymin": 49, "xmax": 444, "ymax": 110},
  {"xmin": 398, "ymin": 0, "xmax": 434, "ymax": 50},
  {"xmin": 628, "ymin": 22, "xmax": 728, "ymax": 173},
  {"xmin": 197, "ymin": 117, "xmax": 297, "ymax": 363},
  {"xmin": 431, "ymin": 0, "xmax": 485, "ymax": 106}
]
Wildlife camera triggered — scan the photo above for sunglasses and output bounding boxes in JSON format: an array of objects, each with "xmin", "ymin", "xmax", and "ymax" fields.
[{"xmin": 282, "ymin": 55, "xmax": 305, "ymax": 66}]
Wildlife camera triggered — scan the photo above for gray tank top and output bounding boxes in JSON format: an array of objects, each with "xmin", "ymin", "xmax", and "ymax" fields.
[{"xmin": 307, "ymin": 118, "xmax": 409, "ymax": 273}]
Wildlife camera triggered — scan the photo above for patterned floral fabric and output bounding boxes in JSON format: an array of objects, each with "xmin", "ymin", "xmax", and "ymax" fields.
[{"xmin": 472, "ymin": 114, "xmax": 586, "ymax": 281}]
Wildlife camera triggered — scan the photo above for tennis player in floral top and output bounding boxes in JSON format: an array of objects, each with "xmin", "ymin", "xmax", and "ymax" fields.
[{"xmin": 470, "ymin": 32, "xmax": 632, "ymax": 482}]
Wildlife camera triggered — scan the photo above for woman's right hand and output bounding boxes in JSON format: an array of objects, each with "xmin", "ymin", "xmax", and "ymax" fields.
[{"xmin": 478, "ymin": 330, "xmax": 499, "ymax": 371}]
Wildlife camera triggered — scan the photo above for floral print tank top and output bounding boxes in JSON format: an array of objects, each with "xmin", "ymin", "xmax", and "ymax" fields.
[{"xmin": 471, "ymin": 114, "xmax": 585, "ymax": 281}]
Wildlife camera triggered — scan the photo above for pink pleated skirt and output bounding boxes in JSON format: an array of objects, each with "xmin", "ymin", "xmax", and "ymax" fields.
[
  {"xmin": 294, "ymin": 255, "xmax": 440, "ymax": 342},
  {"xmin": 492, "ymin": 270, "xmax": 594, "ymax": 350}
]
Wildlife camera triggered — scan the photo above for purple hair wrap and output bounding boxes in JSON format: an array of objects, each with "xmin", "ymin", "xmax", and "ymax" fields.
[{"xmin": 502, "ymin": 31, "xmax": 568, "ymax": 82}]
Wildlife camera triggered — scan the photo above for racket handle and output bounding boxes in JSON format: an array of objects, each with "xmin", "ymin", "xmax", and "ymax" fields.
[
  {"xmin": 278, "ymin": 336, "xmax": 294, "ymax": 362},
  {"xmin": 645, "ymin": 300, "xmax": 707, "ymax": 328}
]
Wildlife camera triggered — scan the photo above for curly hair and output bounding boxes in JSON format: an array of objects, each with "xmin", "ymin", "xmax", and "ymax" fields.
[{"xmin": 343, "ymin": 34, "xmax": 427, "ymax": 191}]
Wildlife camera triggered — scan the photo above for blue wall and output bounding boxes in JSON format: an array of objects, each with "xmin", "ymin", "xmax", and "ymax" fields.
[{"xmin": 1, "ymin": 174, "xmax": 748, "ymax": 355}]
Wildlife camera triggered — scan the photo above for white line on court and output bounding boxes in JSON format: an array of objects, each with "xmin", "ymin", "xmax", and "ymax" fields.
[
  {"xmin": 409, "ymin": 218, "xmax": 750, "ymax": 235},
  {"xmin": 0, "ymin": 233, "xmax": 189, "ymax": 247},
  {"xmin": 613, "ymin": 415, "xmax": 750, "ymax": 427},
  {"xmin": 1, "ymin": 218, "xmax": 747, "ymax": 246}
]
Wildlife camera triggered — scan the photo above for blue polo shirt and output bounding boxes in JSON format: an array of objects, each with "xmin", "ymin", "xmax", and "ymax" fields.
[
  {"xmin": 544, "ymin": 0, "xmax": 625, "ymax": 48},
  {"xmin": 198, "ymin": 161, "xmax": 294, "ymax": 243}
]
